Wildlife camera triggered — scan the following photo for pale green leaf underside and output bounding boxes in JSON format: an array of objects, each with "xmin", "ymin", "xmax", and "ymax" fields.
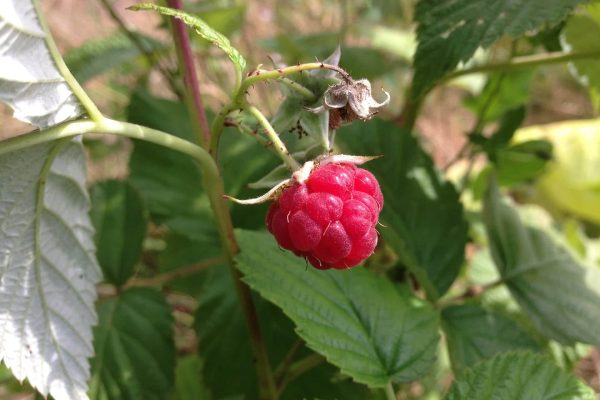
[
  {"xmin": 130, "ymin": 3, "xmax": 246, "ymax": 72},
  {"xmin": 0, "ymin": 139, "xmax": 101, "ymax": 400},
  {"xmin": 236, "ymin": 230, "xmax": 439, "ymax": 388},
  {"xmin": 90, "ymin": 288, "xmax": 175, "ymax": 400},
  {"xmin": 447, "ymin": 352, "xmax": 595, "ymax": 399},
  {"xmin": 484, "ymin": 182, "xmax": 600, "ymax": 347},
  {"xmin": 413, "ymin": 0, "xmax": 588, "ymax": 98},
  {"xmin": 0, "ymin": 1, "xmax": 82, "ymax": 128}
]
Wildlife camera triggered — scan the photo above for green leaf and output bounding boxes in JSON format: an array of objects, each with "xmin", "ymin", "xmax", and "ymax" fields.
[
  {"xmin": 447, "ymin": 352, "xmax": 596, "ymax": 399},
  {"xmin": 90, "ymin": 288, "xmax": 175, "ymax": 400},
  {"xmin": 464, "ymin": 71, "xmax": 533, "ymax": 124},
  {"xmin": 495, "ymin": 139, "xmax": 553, "ymax": 185},
  {"xmin": 562, "ymin": 5, "xmax": 600, "ymax": 96},
  {"xmin": 339, "ymin": 119, "xmax": 468, "ymax": 300},
  {"xmin": 126, "ymin": 89, "xmax": 217, "ymax": 241},
  {"xmin": 515, "ymin": 119, "xmax": 600, "ymax": 224},
  {"xmin": 173, "ymin": 355, "xmax": 211, "ymax": 400},
  {"xmin": 441, "ymin": 304, "xmax": 541, "ymax": 374},
  {"xmin": 129, "ymin": 3, "xmax": 246, "ymax": 72},
  {"xmin": 65, "ymin": 32, "xmax": 166, "ymax": 83},
  {"xmin": 0, "ymin": 1, "xmax": 82, "ymax": 127},
  {"xmin": 90, "ymin": 180, "xmax": 147, "ymax": 286},
  {"xmin": 483, "ymin": 180, "xmax": 600, "ymax": 347},
  {"xmin": 236, "ymin": 230, "xmax": 440, "ymax": 388},
  {"xmin": 412, "ymin": 0, "xmax": 588, "ymax": 98},
  {"xmin": 0, "ymin": 139, "xmax": 101, "ymax": 400},
  {"xmin": 194, "ymin": 265, "xmax": 371, "ymax": 400}
]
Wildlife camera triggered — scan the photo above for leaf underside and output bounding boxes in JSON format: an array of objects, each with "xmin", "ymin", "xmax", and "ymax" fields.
[
  {"xmin": 0, "ymin": 2, "xmax": 82, "ymax": 128},
  {"xmin": 0, "ymin": 139, "xmax": 101, "ymax": 400}
]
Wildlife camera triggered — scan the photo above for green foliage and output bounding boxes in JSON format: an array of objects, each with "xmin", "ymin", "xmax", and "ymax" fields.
[
  {"xmin": 340, "ymin": 119, "xmax": 468, "ymax": 300},
  {"xmin": 447, "ymin": 352, "xmax": 596, "ymax": 399},
  {"xmin": 65, "ymin": 32, "xmax": 166, "ymax": 82},
  {"xmin": 236, "ymin": 230, "xmax": 440, "ymax": 388},
  {"xmin": 90, "ymin": 180, "xmax": 148, "ymax": 286},
  {"xmin": 413, "ymin": 0, "xmax": 588, "ymax": 98},
  {"xmin": 129, "ymin": 3, "xmax": 246, "ymax": 73},
  {"xmin": 484, "ymin": 179, "xmax": 600, "ymax": 347},
  {"xmin": 441, "ymin": 304, "xmax": 541, "ymax": 374},
  {"xmin": 2, "ymin": 1, "xmax": 600, "ymax": 399},
  {"xmin": 90, "ymin": 288, "xmax": 176, "ymax": 400}
]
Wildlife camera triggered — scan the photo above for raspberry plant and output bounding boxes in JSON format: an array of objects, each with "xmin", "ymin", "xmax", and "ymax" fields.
[{"xmin": 1, "ymin": 0, "xmax": 600, "ymax": 399}]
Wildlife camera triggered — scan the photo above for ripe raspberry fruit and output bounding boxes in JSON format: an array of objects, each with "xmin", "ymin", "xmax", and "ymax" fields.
[{"xmin": 266, "ymin": 163, "xmax": 383, "ymax": 270}]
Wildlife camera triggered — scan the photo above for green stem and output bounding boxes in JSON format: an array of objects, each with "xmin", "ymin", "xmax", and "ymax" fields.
[
  {"xmin": 278, "ymin": 77, "xmax": 316, "ymax": 100},
  {"xmin": 275, "ymin": 353, "xmax": 325, "ymax": 397},
  {"xmin": 442, "ymin": 49, "xmax": 600, "ymax": 83},
  {"xmin": 247, "ymin": 106, "xmax": 300, "ymax": 171},
  {"xmin": 98, "ymin": 0, "xmax": 181, "ymax": 98},
  {"xmin": 210, "ymin": 62, "xmax": 351, "ymax": 156},
  {"xmin": 34, "ymin": 0, "xmax": 103, "ymax": 122},
  {"xmin": 385, "ymin": 382, "xmax": 397, "ymax": 400}
]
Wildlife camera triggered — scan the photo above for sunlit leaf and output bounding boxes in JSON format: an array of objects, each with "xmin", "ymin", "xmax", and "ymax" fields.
[
  {"xmin": 0, "ymin": 1, "xmax": 82, "ymax": 127},
  {"xmin": 0, "ymin": 139, "xmax": 101, "ymax": 400},
  {"xmin": 236, "ymin": 230, "xmax": 439, "ymax": 388}
]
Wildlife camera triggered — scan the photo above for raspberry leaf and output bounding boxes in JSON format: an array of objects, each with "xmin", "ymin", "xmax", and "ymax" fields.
[
  {"xmin": 128, "ymin": 3, "xmax": 246, "ymax": 73},
  {"xmin": 236, "ymin": 230, "xmax": 440, "ymax": 388},
  {"xmin": 447, "ymin": 352, "xmax": 595, "ymax": 399},
  {"xmin": 0, "ymin": 139, "xmax": 101, "ymax": 400},
  {"xmin": 194, "ymin": 265, "xmax": 370, "ymax": 399},
  {"xmin": 339, "ymin": 119, "xmax": 468, "ymax": 300},
  {"xmin": 483, "ymin": 180, "xmax": 600, "ymax": 347},
  {"xmin": 90, "ymin": 180, "xmax": 148, "ymax": 287},
  {"xmin": 90, "ymin": 288, "xmax": 176, "ymax": 400},
  {"xmin": 0, "ymin": 1, "xmax": 82, "ymax": 128},
  {"xmin": 441, "ymin": 304, "xmax": 541, "ymax": 375},
  {"xmin": 412, "ymin": 0, "xmax": 589, "ymax": 98}
]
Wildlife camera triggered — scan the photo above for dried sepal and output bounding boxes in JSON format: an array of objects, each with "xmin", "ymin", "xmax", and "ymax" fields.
[
  {"xmin": 307, "ymin": 79, "xmax": 390, "ymax": 129},
  {"xmin": 225, "ymin": 154, "xmax": 382, "ymax": 205}
]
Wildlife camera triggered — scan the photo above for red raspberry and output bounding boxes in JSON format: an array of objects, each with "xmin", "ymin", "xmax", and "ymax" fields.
[{"xmin": 266, "ymin": 163, "xmax": 383, "ymax": 270}]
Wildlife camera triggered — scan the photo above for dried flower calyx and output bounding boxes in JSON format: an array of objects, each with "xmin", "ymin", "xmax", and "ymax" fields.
[{"xmin": 307, "ymin": 79, "xmax": 390, "ymax": 129}]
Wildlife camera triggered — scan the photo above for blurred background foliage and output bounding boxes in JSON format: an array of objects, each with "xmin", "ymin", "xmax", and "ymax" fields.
[{"xmin": 2, "ymin": 0, "xmax": 600, "ymax": 399}]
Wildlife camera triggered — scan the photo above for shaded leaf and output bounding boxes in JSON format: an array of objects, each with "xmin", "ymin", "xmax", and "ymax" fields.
[
  {"xmin": 0, "ymin": 1, "xmax": 82, "ymax": 127},
  {"xmin": 173, "ymin": 355, "xmax": 211, "ymax": 400},
  {"xmin": 90, "ymin": 180, "xmax": 147, "ymax": 286},
  {"xmin": 413, "ymin": 0, "xmax": 587, "ymax": 98},
  {"xmin": 90, "ymin": 288, "xmax": 175, "ymax": 400},
  {"xmin": 0, "ymin": 139, "xmax": 101, "ymax": 400},
  {"xmin": 441, "ymin": 304, "xmax": 541, "ymax": 374},
  {"xmin": 236, "ymin": 230, "xmax": 439, "ymax": 388},
  {"xmin": 483, "ymin": 180, "xmax": 600, "ymax": 347},
  {"xmin": 447, "ymin": 352, "xmax": 595, "ymax": 400},
  {"xmin": 129, "ymin": 3, "xmax": 246, "ymax": 72},
  {"xmin": 339, "ymin": 119, "xmax": 468, "ymax": 300},
  {"xmin": 65, "ymin": 32, "xmax": 166, "ymax": 83}
]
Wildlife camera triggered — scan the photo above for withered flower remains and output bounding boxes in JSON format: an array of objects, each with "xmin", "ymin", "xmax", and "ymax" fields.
[{"xmin": 308, "ymin": 79, "xmax": 390, "ymax": 129}]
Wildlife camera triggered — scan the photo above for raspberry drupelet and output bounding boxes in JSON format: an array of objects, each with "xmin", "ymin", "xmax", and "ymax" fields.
[{"xmin": 266, "ymin": 163, "xmax": 383, "ymax": 270}]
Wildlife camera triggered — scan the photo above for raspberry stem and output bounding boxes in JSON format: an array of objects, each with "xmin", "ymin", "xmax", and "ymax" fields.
[
  {"xmin": 210, "ymin": 62, "xmax": 353, "ymax": 156},
  {"xmin": 247, "ymin": 105, "xmax": 301, "ymax": 171}
]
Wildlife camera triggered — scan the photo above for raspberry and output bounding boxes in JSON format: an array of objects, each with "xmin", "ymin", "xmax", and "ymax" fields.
[{"xmin": 266, "ymin": 163, "xmax": 383, "ymax": 270}]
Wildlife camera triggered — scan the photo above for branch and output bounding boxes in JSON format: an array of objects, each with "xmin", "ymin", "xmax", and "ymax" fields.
[
  {"xmin": 124, "ymin": 256, "xmax": 225, "ymax": 288},
  {"xmin": 166, "ymin": 0, "xmax": 212, "ymax": 148},
  {"xmin": 443, "ymin": 49, "xmax": 600, "ymax": 83}
]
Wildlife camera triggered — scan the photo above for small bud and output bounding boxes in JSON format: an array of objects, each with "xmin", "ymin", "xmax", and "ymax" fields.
[{"xmin": 307, "ymin": 79, "xmax": 390, "ymax": 129}]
